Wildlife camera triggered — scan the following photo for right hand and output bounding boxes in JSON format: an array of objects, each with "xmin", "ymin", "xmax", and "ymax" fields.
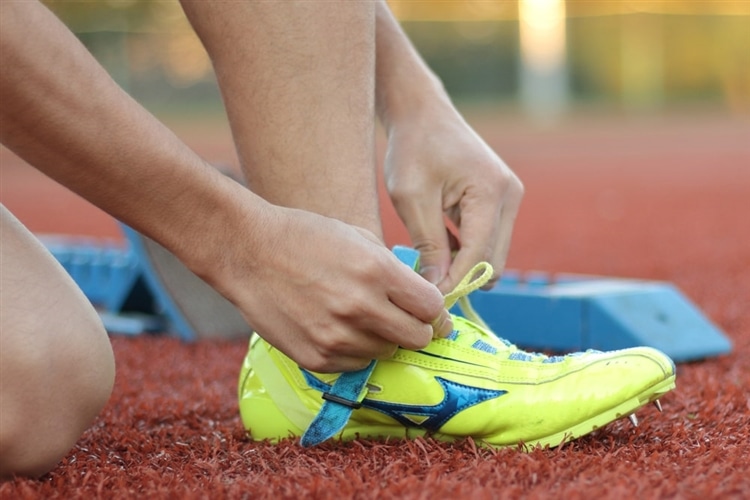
[{"xmin": 207, "ymin": 202, "xmax": 451, "ymax": 373}]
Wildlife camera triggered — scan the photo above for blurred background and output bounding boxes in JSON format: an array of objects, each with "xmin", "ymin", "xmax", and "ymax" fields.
[
  {"xmin": 5, "ymin": 0, "xmax": 747, "ymax": 333},
  {"xmin": 41, "ymin": 0, "xmax": 750, "ymax": 122}
]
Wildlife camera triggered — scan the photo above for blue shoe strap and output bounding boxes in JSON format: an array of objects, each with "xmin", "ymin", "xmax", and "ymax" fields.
[
  {"xmin": 299, "ymin": 360, "xmax": 376, "ymax": 446},
  {"xmin": 299, "ymin": 246, "xmax": 421, "ymax": 447}
]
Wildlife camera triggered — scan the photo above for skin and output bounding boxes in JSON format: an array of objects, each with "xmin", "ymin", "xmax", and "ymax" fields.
[
  {"xmin": 0, "ymin": 0, "xmax": 522, "ymax": 478},
  {"xmin": 375, "ymin": 2, "xmax": 524, "ymax": 293}
]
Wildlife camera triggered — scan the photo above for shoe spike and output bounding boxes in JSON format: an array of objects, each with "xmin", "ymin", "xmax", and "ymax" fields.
[
  {"xmin": 653, "ymin": 399, "xmax": 663, "ymax": 412},
  {"xmin": 628, "ymin": 414, "xmax": 639, "ymax": 427}
]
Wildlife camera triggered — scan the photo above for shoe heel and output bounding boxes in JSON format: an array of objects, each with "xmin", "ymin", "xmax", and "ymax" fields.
[{"xmin": 239, "ymin": 390, "xmax": 305, "ymax": 442}]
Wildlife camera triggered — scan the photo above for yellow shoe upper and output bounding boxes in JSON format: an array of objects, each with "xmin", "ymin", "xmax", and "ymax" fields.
[{"xmin": 239, "ymin": 263, "xmax": 676, "ymax": 447}]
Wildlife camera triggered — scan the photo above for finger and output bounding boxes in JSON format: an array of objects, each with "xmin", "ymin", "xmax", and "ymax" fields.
[
  {"xmin": 256, "ymin": 327, "xmax": 379, "ymax": 374},
  {"xmin": 430, "ymin": 307, "xmax": 454, "ymax": 338},
  {"xmin": 300, "ymin": 354, "xmax": 376, "ymax": 374},
  {"xmin": 360, "ymin": 293, "xmax": 438, "ymax": 350},
  {"xmin": 299, "ymin": 329, "xmax": 399, "ymax": 373},
  {"xmin": 439, "ymin": 192, "xmax": 501, "ymax": 292},
  {"xmin": 485, "ymin": 179, "xmax": 524, "ymax": 289},
  {"xmin": 391, "ymin": 191, "xmax": 452, "ymax": 286}
]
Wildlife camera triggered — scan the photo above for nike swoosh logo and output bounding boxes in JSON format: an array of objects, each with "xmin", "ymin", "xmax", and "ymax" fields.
[{"xmin": 301, "ymin": 370, "xmax": 507, "ymax": 432}]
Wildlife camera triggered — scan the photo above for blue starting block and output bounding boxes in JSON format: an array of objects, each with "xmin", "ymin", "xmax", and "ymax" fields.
[
  {"xmin": 396, "ymin": 246, "xmax": 731, "ymax": 363},
  {"xmin": 38, "ymin": 234, "xmax": 165, "ymax": 335},
  {"xmin": 456, "ymin": 270, "xmax": 732, "ymax": 363},
  {"xmin": 40, "ymin": 237, "xmax": 732, "ymax": 362}
]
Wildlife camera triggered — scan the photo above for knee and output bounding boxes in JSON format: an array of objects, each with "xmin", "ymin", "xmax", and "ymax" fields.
[{"xmin": 0, "ymin": 318, "xmax": 115, "ymax": 479}]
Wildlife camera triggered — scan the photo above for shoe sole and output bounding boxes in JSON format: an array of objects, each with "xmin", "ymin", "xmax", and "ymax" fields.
[
  {"xmin": 498, "ymin": 374, "xmax": 676, "ymax": 449},
  {"xmin": 335, "ymin": 375, "xmax": 676, "ymax": 448}
]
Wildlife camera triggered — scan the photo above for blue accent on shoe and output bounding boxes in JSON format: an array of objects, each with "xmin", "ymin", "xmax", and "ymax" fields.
[
  {"xmin": 364, "ymin": 378, "xmax": 507, "ymax": 431},
  {"xmin": 302, "ymin": 371, "xmax": 507, "ymax": 432},
  {"xmin": 471, "ymin": 339, "xmax": 498, "ymax": 354},
  {"xmin": 508, "ymin": 352, "xmax": 536, "ymax": 362},
  {"xmin": 446, "ymin": 330, "xmax": 459, "ymax": 341},
  {"xmin": 508, "ymin": 350, "xmax": 570, "ymax": 362},
  {"xmin": 300, "ymin": 361, "xmax": 377, "ymax": 447},
  {"xmin": 300, "ymin": 245, "xmax": 422, "ymax": 447},
  {"xmin": 542, "ymin": 356, "xmax": 566, "ymax": 363}
]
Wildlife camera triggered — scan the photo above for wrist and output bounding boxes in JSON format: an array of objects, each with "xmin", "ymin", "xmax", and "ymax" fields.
[
  {"xmin": 155, "ymin": 169, "xmax": 269, "ymax": 291},
  {"xmin": 377, "ymin": 70, "xmax": 452, "ymax": 133}
]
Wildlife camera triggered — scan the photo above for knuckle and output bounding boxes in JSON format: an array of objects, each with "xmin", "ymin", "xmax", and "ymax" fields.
[
  {"xmin": 333, "ymin": 289, "xmax": 371, "ymax": 320},
  {"xmin": 297, "ymin": 351, "xmax": 332, "ymax": 373},
  {"xmin": 412, "ymin": 239, "xmax": 446, "ymax": 256},
  {"xmin": 481, "ymin": 162, "xmax": 522, "ymax": 196},
  {"xmin": 509, "ymin": 175, "xmax": 525, "ymax": 200},
  {"xmin": 389, "ymin": 186, "xmax": 419, "ymax": 209},
  {"xmin": 472, "ymin": 170, "xmax": 507, "ymax": 200},
  {"xmin": 314, "ymin": 332, "xmax": 348, "ymax": 357}
]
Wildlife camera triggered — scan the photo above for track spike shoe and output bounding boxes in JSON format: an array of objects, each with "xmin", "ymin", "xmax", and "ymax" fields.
[{"xmin": 238, "ymin": 262, "xmax": 676, "ymax": 449}]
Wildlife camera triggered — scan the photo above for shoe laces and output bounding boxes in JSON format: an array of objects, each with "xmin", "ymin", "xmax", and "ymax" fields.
[
  {"xmin": 442, "ymin": 262, "xmax": 494, "ymax": 332},
  {"xmin": 442, "ymin": 262, "xmax": 577, "ymax": 363}
]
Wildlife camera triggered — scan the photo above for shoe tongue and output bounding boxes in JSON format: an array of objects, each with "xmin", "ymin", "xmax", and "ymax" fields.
[
  {"xmin": 448, "ymin": 315, "xmax": 514, "ymax": 355},
  {"xmin": 439, "ymin": 262, "xmax": 517, "ymax": 356}
]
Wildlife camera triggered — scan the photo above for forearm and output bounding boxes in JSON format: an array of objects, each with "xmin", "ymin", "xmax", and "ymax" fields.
[
  {"xmin": 375, "ymin": 1, "xmax": 456, "ymax": 133},
  {"xmin": 0, "ymin": 1, "xmax": 263, "ymax": 272}
]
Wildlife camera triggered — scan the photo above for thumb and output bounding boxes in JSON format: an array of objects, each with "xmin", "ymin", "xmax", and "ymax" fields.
[
  {"xmin": 416, "ymin": 226, "xmax": 455, "ymax": 289},
  {"xmin": 399, "ymin": 203, "xmax": 452, "ymax": 287}
]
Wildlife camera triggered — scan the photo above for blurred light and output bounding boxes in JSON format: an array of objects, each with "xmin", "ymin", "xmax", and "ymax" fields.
[
  {"xmin": 620, "ymin": 13, "xmax": 664, "ymax": 111},
  {"xmin": 388, "ymin": 0, "xmax": 516, "ymax": 22},
  {"xmin": 519, "ymin": 0, "xmax": 566, "ymax": 71},
  {"xmin": 519, "ymin": 0, "xmax": 568, "ymax": 123},
  {"xmin": 164, "ymin": 32, "xmax": 212, "ymax": 86}
]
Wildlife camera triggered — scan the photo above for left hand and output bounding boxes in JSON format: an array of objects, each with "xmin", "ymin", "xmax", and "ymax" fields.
[{"xmin": 384, "ymin": 106, "xmax": 524, "ymax": 294}]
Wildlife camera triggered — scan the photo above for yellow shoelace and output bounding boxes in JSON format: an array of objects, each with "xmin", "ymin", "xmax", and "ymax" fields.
[{"xmin": 438, "ymin": 262, "xmax": 494, "ymax": 334}]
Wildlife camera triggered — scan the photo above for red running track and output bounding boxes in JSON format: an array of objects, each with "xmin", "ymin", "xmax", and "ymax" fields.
[{"xmin": 1, "ymin": 110, "xmax": 748, "ymax": 498}]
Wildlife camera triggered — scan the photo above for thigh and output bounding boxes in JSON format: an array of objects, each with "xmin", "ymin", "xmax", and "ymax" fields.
[
  {"xmin": 0, "ymin": 204, "xmax": 114, "ymax": 478},
  {"xmin": 0, "ymin": 203, "xmax": 103, "ymax": 344}
]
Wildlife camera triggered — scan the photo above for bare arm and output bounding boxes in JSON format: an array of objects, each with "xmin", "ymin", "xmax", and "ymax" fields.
[
  {"xmin": 0, "ymin": 0, "xmax": 253, "ymax": 271},
  {"xmin": 1, "ymin": 0, "xmax": 447, "ymax": 371},
  {"xmin": 374, "ymin": 1, "xmax": 524, "ymax": 292}
]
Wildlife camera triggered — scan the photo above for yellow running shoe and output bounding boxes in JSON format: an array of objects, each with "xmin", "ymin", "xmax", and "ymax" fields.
[{"xmin": 238, "ymin": 260, "xmax": 676, "ymax": 449}]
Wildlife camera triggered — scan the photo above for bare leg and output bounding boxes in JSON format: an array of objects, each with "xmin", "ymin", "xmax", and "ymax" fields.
[
  {"xmin": 0, "ymin": 205, "xmax": 115, "ymax": 478},
  {"xmin": 180, "ymin": 0, "xmax": 382, "ymax": 237}
]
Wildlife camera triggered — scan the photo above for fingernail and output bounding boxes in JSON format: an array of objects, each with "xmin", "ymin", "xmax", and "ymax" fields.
[{"xmin": 420, "ymin": 265, "xmax": 441, "ymax": 285}]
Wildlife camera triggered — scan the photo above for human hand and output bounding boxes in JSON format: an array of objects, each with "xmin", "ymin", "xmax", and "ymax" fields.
[
  {"xmin": 384, "ymin": 106, "xmax": 524, "ymax": 294},
  {"xmin": 205, "ymin": 198, "xmax": 451, "ymax": 373}
]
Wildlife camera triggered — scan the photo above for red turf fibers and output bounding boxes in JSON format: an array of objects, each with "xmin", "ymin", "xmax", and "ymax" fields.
[{"xmin": 0, "ymin": 111, "xmax": 748, "ymax": 499}]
